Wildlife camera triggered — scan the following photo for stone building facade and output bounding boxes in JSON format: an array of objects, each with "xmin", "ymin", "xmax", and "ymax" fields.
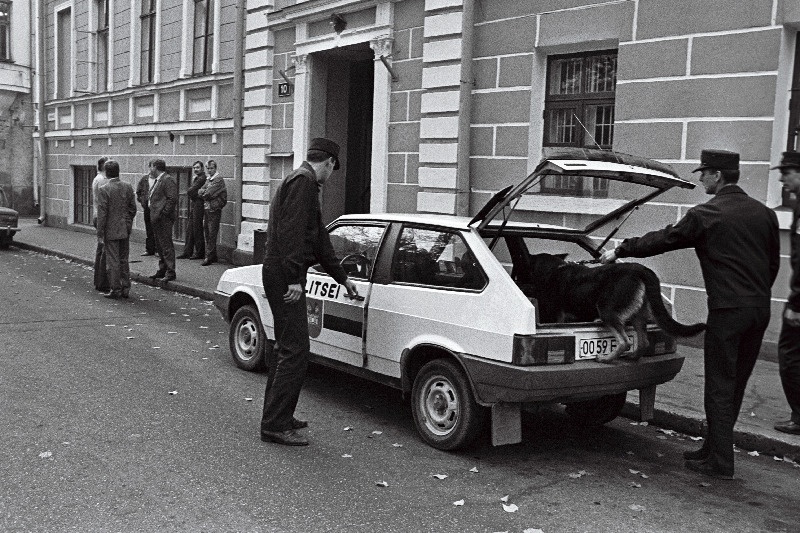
[
  {"xmin": 37, "ymin": 0, "xmax": 242, "ymax": 260},
  {"xmin": 240, "ymin": 0, "xmax": 800, "ymax": 348}
]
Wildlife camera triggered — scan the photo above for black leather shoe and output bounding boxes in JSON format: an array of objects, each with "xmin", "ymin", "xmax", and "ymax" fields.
[
  {"xmin": 774, "ymin": 420, "xmax": 800, "ymax": 435},
  {"xmin": 260, "ymin": 429, "xmax": 308, "ymax": 446},
  {"xmin": 163, "ymin": 274, "xmax": 176, "ymax": 282},
  {"xmin": 121, "ymin": 289, "xmax": 130, "ymax": 299},
  {"xmin": 291, "ymin": 417, "xmax": 308, "ymax": 430},
  {"xmin": 150, "ymin": 271, "xmax": 166, "ymax": 279},
  {"xmin": 141, "ymin": 252, "xmax": 155, "ymax": 256},
  {"xmin": 177, "ymin": 254, "xmax": 192, "ymax": 259},
  {"xmin": 683, "ymin": 447, "xmax": 709, "ymax": 461},
  {"xmin": 685, "ymin": 459, "xmax": 733, "ymax": 480},
  {"xmin": 104, "ymin": 291, "xmax": 121, "ymax": 299},
  {"xmin": 201, "ymin": 258, "xmax": 217, "ymax": 266}
]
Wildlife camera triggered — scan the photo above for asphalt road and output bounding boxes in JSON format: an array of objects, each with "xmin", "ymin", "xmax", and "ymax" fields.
[{"xmin": 2, "ymin": 248, "xmax": 799, "ymax": 533}]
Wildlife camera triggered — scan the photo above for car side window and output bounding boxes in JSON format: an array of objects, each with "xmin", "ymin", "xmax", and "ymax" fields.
[
  {"xmin": 392, "ymin": 226, "xmax": 487, "ymax": 290},
  {"xmin": 311, "ymin": 224, "xmax": 385, "ymax": 280}
]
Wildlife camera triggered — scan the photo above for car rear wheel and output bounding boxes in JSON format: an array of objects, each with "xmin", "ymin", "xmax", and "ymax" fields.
[
  {"xmin": 564, "ymin": 392, "xmax": 627, "ymax": 426},
  {"xmin": 411, "ymin": 359, "xmax": 484, "ymax": 451},
  {"xmin": 0, "ymin": 235, "xmax": 11, "ymax": 249},
  {"xmin": 229, "ymin": 305, "xmax": 266, "ymax": 371}
]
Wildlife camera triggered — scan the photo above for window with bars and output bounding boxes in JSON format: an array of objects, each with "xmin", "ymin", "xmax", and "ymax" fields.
[
  {"xmin": 785, "ymin": 37, "xmax": 800, "ymax": 207},
  {"xmin": 74, "ymin": 166, "xmax": 95, "ymax": 225},
  {"xmin": 542, "ymin": 50, "xmax": 617, "ymax": 197},
  {"xmin": 96, "ymin": 0, "xmax": 109, "ymax": 91},
  {"xmin": 168, "ymin": 167, "xmax": 192, "ymax": 242},
  {"xmin": 140, "ymin": 0, "xmax": 156, "ymax": 83},
  {"xmin": 0, "ymin": 1, "xmax": 10, "ymax": 61},
  {"xmin": 193, "ymin": 0, "xmax": 214, "ymax": 75}
]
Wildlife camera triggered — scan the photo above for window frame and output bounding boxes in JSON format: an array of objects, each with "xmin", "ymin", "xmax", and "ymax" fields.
[
  {"xmin": 73, "ymin": 166, "xmax": 95, "ymax": 226},
  {"xmin": 140, "ymin": 0, "xmax": 157, "ymax": 84},
  {"xmin": 0, "ymin": 0, "xmax": 11, "ymax": 62},
  {"xmin": 784, "ymin": 37, "xmax": 800, "ymax": 207},
  {"xmin": 95, "ymin": 0, "xmax": 110, "ymax": 91},
  {"xmin": 168, "ymin": 166, "xmax": 192, "ymax": 242},
  {"xmin": 192, "ymin": 0, "xmax": 214, "ymax": 75}
]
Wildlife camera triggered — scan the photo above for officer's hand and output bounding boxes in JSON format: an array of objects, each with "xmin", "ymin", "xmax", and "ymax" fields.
[
  {"xmin": 283, "ymin": 283, "xmax": 303, "ymax": 304},
  {"xmin": 785, "ymin": 308, "xmax": 800, "ymax": 327},
  {"xmin": 344, "ymin": 279, "xmax": 360, "ymax": 300},
  {"xmin": 600, "ymin": 249, "xmax": 618, "ymax": 264}
]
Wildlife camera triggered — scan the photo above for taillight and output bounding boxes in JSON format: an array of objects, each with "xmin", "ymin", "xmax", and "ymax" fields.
[{"xmin": 513, "ymin": 334, "xmax": 576, "ymax": 365}]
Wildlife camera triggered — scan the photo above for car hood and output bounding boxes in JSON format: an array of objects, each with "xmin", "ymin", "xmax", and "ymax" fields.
[
  {"xmin": 471, "ymin": 148, "xmax": 694, "ymax": 234},
  {"xmin": 0, "ymin": 206, "xmax": 18, "ymax": 218}
]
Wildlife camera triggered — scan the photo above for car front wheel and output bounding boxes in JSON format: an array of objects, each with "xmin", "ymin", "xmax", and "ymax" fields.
[
  {"xmin": 411, "ymin": 359, "xmax": 485, "ymax": 451},
  {"xmin": 564, "ymin": 392, "xmax": 628, "ymax": 426},
  {"xmin": 229, "ymin": 305, "xmax": 266, "ymax": 371}
]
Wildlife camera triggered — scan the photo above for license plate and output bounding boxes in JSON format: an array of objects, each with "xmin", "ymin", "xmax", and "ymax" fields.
[{"xmin": 577, "ymin": 335, "xmax": 634, "ymax": 360}]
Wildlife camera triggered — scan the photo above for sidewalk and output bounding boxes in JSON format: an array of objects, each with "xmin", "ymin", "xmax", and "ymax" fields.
[{"xmin": 9, "ymin": 218, "xmax": 800, "ymax": 461}]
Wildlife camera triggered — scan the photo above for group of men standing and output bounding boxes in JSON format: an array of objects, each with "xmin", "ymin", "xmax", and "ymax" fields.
[{"xmin": 92, "ymin": 157, "xmax": 228, "ymax": 298}]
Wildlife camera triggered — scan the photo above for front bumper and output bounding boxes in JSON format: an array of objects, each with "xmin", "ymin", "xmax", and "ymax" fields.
[
  {"xmin": 213, "ymin": 291, "xmax": 230, "ymax": 321},
  {"xmin": 1, "ymin": 225, "xmax": 19, "ymax": 237},
  {"xmin": 458, "ymin": 352, "xmax": 685, "ymax": 405}
]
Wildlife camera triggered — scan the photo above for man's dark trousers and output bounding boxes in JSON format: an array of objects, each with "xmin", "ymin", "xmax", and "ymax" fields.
[
  {"xmin": 152, "ymin": 218, "xmax": 176, "ymax": 277},
  {"xmin": 183, "ymin": 200, "xmax": 205, "ymax": 257},
  {"xmin": 203, "ymin": 208, "xmax": 221, "ymax": 261},
  {"xmin": 703, "ymin": 306, "xmax": 770, "ymax": 473},
  {"xmin": 261, "ymin": 262, "xmax": 309, "ymax": 432},
  {"xmin": 778, "ymin": 310, "xmax": 800, "ymax": 425},
  {"xmin": 104, "ymin": 238, "xmax": 131, "ymax": 292},
  {"xmin": 143, "ymin": 206, "xmax": 156, "ymax": 255},
  {"xmin": 93, "ymin": 239, "xmax": 108, "ymax": 290}
]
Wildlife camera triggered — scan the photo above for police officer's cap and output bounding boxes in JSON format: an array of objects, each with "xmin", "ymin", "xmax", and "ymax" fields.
[
  {"xmin": 692, "ymin": 149, "xmax": 739, "ymax": 173},
  {"xmin": 770, "ymin": 151, "xmax": 800, "ymax": 171},
  {"xmin": 308, "ymin": 138, "xmax": 341, "ymax": 170}
]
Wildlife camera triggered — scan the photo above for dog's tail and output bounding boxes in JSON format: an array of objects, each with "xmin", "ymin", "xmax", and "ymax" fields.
[{"xmin": 639, "ymin": 266, "xmax": 706, "ymax": 337}]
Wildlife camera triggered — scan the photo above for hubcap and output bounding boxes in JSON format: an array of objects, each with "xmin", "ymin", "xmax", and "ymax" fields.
[
  {"xmin": 235, "ymin": 317, "xmax": 258, "ymax": 361},
  {"xmin": 419, "ymin": 375, "xmax": 459, "ymax": 436}
]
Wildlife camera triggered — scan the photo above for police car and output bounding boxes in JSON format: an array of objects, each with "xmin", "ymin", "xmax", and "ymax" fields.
[{"xmin": 214, "ymin": 149, "xmax": 695, "ymax": 450}]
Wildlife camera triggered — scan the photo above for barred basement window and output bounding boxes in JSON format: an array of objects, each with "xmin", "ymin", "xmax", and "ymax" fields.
[
  {"xmin": 74, "ymin": 166, "xmax": 95, "ymax": 225},
  {"xmin": 542, "ymin": 50, "xmax": 617, "ymax": 198},
  {"xmin": 785, "ymin": 37, "xmax": 800, "ymax": 207},
  {"xmin": 168, "ymin": 166, "xmax": 192, "ymax": 242}
]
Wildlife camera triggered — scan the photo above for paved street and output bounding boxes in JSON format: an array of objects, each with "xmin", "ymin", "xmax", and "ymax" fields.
[{"xmin": 2, "ymin": 248, "xmax": 800, "ymax": 533}]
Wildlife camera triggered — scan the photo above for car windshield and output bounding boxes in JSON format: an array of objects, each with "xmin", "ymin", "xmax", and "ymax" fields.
[{"xmin": 0, "ymin": 188, "xmax": 9, "ymax": 208}]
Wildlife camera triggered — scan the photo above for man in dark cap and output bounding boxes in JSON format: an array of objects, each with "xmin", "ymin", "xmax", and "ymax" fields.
[
  {"xmin": 259, "ymin": 138, "xmax": 359, "ymax": 446},
  {"xmin": 601, "ymin": 149, "xmax": 780, "ymax": 478},
  {"xmin": 772, "ymin": 151, "xmax": 800, "ymax": 435}
]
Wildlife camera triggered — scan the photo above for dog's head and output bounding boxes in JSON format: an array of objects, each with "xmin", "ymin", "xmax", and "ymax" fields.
[{"xmin": 528, "ymin": 253, "xmax": 569, "ymax": 279}]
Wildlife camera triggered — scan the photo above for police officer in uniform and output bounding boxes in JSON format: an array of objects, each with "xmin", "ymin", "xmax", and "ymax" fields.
[
  {"xmin": 601, "ymin": 149, "xmax": 780, "ymax": 479},
  {"xmin": 772, "ymin": 151, "xmax": 800, "ymax": 435},
  {"xmin": 260, "ymin": 138, "xmax": 359, "ymax": 446}
]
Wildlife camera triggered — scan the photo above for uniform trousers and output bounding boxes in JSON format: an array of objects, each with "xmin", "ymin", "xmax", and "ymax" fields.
[
  {"xmin": 702, "ymin": 306, "xmax": 770, "ymax": 474},
  {"xmin": 778, "ymin": 308, "xmax": 800, "ymax": 424},
  {"xmin": 104, "ymin": 238, "xmax": 131, "ymax": 292},
  {"xmin": 203, "ymin": 208, "xmax": 222, "ymax": 261},
  {"xmin": 152, "ymin": 217, "xmax": 176, "ymax": 277},
  {"xmin": 260, "ymin": 261, "xmax": 309, "ymax": 432},
  {"xmin": 142, "ymin": 206, "xmax": 156, "ymax": 255},
  {"xmin": 183, "ymin": 200, "xmax": 205, "ymax": 257},
  {"xmin": 93, "ymin": 238, "xmax": 108, "ymax": 290}
]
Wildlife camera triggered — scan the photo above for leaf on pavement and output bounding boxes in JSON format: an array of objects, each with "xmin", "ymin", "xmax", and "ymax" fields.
[
  {"xmin": 689, "ymin": 436, "xmax": 703, "ymax": 441},
  {"xmin": 748, "ymin": 450, "xmax": 759, "ymax": 457},
  {"xmin": 392, "ymin": 443, "xmax": 403, "ymax": 448},
  {"xmin": 341, "ymin": 454, "xmax": 352, "ymax": 458},
  {"xmin": 502, "ymin": 503, "xmax": 519, "ymax": 513},
  {"xmin": 375, "ymin": 481, "xmax": 388, "ymax": 487},
  {"xmin": 126, "ymin": 337, "xmax": 135, "ymax": 340},
  {"xmin": 453, "ymin": 500, "xmax": 464, "ymax": 506},
  {"xmin": 469, "ymin": 467, "xmax": 479, "ymax": 473},
  {"xmin": 168, "ymin": 390, "xmax": 178, "ymax": 395},
  {"xmin": 372, "ymin": 430, "xmax": 383, "ymax": 435},
  {"xmin": 629, "ymin": 469, "xmax": 640, "ymax": 474},
  {"xmin": 343, "ymin": 426, "xmax": 353, "ymax": 431},
  {"xmin": 38, "ymin": 451, "xmax": 52, "ymax": 459},
  {"xmin": 500, "ymin": 495, "xmax": 509, "ymax": 502},
  {"xmin": 168, "ymin": 331, "xmax": 177, "ymax": 334},
  {"xmin": 630, "ymin": 482, "xmax": 641, "ymax": 488},
  {"xmin": 244, "ymin": 398, "xmax": 253, "ymax": 402},
  {"xmin": 773, "ymin": 456, "xmax": 783, "ymax": 461},
  {"xmin": 432, "ymin": 474, "xmax": 448, "ymax": 480},
  {"xmin": 104, "ymin": 324, "xmax": 115, "ymax": 327},
  {"xmin": 153, "ymin": 346, "xmax": 161, "ymax": 349},
  {"xmin": 629, "ymin": 504, "xmax": 645, "ymax": 512},
  {"xmin": 699, "ymin": 482, "xmax": 711, "ymax": 487},
  {"xmin": 523, "ymin": 529, "xmax": 544, "ymax": 533},
  {"xmin": 640, "ymin": 474, "xmax": 649, "ymax": 479}
]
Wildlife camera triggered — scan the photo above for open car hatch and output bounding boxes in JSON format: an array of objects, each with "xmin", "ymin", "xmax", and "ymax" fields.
[{"xmin": 472, "ymin": 148, "xmax": 695, "ymax": 234}]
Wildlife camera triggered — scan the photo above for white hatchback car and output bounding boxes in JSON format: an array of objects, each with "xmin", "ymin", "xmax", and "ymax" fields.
[{"xmin": 214, "ymin": 149, "xmax": 695, "ymax": 450}]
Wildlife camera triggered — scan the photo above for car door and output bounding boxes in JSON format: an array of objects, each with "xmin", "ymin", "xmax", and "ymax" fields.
[{"xmin": 306, "ymin": 222, "xmax": 387, "ymax": 367}]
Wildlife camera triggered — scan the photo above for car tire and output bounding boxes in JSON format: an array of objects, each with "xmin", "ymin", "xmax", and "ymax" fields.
[
  {"xmin": 229, "ymin": 305, "xmax": 267, "ymax": 372},
  {"xmin": 411, "ymin": 359, "xmax": 485, "ymax": 451},
  {"xmin": 0, "ymin": 236, "xmax": 10, "ymax": 250},
  {"xmin": 564, "ymin": 392, "xmax": 628, "ymax": 426}
]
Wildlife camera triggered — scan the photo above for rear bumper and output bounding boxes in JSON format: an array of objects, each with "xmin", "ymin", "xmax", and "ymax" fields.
[
  {"xmin": 458, "ymin": 352, "xmax": 685, "ymax": 405},
  {"xmin": 1, "ymin": 226, "xmax": 19, "ymax": 237}
]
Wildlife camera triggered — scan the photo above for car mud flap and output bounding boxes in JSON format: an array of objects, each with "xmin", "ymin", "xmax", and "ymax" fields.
[
  {"xmin": 638, "ymin": 385, "xmax": 656, "ymax": 422},
  {"xmin": 491, "ymin": 402, "xmax": 522, "ymax": 446}
]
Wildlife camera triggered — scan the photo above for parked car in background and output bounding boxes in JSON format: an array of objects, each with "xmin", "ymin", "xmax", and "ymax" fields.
[
  {"xmin": 0, "ymin": 188, "xmax": 19, "ymax": 249},
  {"xmin": 214, "ymin": 149, "xmax": 696, "ymax": 451}
]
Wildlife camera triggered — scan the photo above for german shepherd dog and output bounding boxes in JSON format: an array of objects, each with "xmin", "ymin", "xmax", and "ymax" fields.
[{"xmin": 523, "ymin": 253, "xmax": 705, "ymax": 363}]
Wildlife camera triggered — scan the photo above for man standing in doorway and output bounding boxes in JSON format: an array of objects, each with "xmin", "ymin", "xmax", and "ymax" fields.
[
  {"xmin": 92, "ymin": 157, "xmax": 109, "ymax": 291},
  {"xmin": 772, "ymin": 151, "xmax": 800, "ymax": 435},
  {"xmin": 178, "ymin": 161, "xmax": 207, "ymax": 260},
  {"xmin": 135, "ymin": 169, "xmax": 156, "ymax": 256},
  {"xmin": 197, "ymin": 160, "xmax": 227, "ymax": 266},
  {"xmin": 147, "ymin": 159, "xmax": 178, "ymax": 282},
  {"xmin": 96, "ymin": 160, "xmax": 137, "ymax": 299},
  {"xmin": 601, "ymin": 149, "xmax": 780, "ymax": 479},
  {"xmin": 260, "ymin": 138, "xmax": 359, "ymax": 446}
]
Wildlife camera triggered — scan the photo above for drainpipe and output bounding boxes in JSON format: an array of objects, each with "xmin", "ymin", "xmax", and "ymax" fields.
[
  {"xmin": 35, "ymin": 0, "xmax": 48, "ymax": 223},
  {"xmin": 231, "ymin": 0, "xmax": 245, "ymax": 260},
  {"xmin": 454, "ymin": 0, "xmax": 475, "ymax": 217}
]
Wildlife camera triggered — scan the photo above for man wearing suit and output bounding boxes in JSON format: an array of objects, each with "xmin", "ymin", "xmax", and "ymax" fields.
[
  {"xmin": 135, "ymin": 172, "xmax": 156, "ymax": 256},
  {"xmin": 147, "ymin": 159, "xmax": 178, "ymax": 281},
  {"xmin": 196, "ymin": 159, "xmax": 227, "ymax": 266},
  {"xmin": 178, "ymin": 161, "xmax": 207, "ymax": 260},
  {"xmin": 96, "ymin": 160, "xmax": 137, "ymax": 299}
]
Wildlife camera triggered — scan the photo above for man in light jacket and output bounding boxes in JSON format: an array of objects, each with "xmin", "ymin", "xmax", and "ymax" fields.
[{"xmin": 197, "ymin": 159, "xmax": 227, "ymax": 266}]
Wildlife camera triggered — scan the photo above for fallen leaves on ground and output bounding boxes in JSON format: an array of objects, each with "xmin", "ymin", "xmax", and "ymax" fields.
[
  {"xmin": 453, "ymin": 499, "xmax": 464, "ymax": 506},
  {"xmin": 432, "ymin": 474, "xmax": 448, "ymax": 480},
  {"xmin": 502, "ymin": 503, "xmax": 518, "ymax": 513}
]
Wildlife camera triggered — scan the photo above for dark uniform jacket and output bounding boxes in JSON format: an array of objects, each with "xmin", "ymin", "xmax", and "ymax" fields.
[
  {"xmin": 789, "ymin": 199, "xmax": 800, "ymax": 313},
  {"xmin": 264, "ymin": 162, "xmax": 347, "ymax": 286},
  {"xmin": 616, "ymin": 185, "xmax": 780, "ymax": 309}
]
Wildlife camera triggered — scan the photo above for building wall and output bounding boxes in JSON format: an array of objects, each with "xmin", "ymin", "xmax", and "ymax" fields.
[
  {"xmin": 240, "ymin": 0, "xmax": 798, "ymax": 348},
  {"xmin": 39, "ymin": 0, "xmax": 240, "ymax": 260}
]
